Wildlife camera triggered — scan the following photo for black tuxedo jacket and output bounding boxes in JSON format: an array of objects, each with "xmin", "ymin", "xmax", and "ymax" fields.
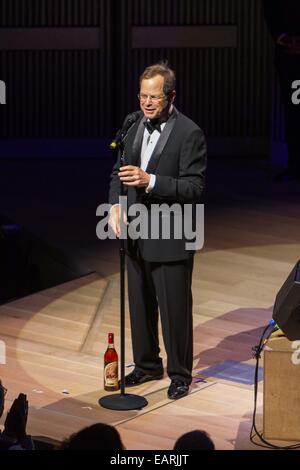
[{"xmin": 109, "ymin": 107, "xmax": 207, "ymax": 262}]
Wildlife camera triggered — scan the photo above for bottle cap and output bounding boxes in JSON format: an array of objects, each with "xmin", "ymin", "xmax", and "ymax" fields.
[{"xmin": 108, "ymin": 332, "xmax": 114, "ymax": 343}]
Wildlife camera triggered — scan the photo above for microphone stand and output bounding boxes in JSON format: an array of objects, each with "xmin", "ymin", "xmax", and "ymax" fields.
[{"xmin": 99, "ymin": 131, "xmax": 148, "ymax": 411}]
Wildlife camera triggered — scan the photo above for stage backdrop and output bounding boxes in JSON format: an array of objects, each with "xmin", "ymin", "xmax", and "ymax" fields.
[{"xmin": 0, "ymin": 0, "xmax": 278, "ymax": 158}]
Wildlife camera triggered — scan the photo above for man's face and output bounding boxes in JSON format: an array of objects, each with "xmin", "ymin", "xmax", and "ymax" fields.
[{"xmin": 139, "ymin": 74, "xmax": 174, "ymax": 120}]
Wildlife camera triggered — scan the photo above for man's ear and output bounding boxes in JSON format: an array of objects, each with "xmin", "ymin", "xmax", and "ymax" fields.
[{"xmin": 170, "ymin": 90, "xmax": 176, "ymax": 104}]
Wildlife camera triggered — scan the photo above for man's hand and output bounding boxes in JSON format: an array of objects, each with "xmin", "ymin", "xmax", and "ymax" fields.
[
  {"xmin": 4, "ymin": 393, "xmax": 28, "ymax": 441},
  {"xmin": 118, "ymin": 166, "xmax": 150, "ymax": 187},
  {"xmin": 277, "ymin": 34, "xmax": 293, "ymax": 48},
  {"xmin": 108, "ymin": 204, "xmax": 128, "ymax": 238},
  {"xmin": 289, "ymin": 37, "xmax": 300, "ymax": 55},
  {"xmin": 278, "ymin": 34, "xmax": 300, "ymax": 55}
]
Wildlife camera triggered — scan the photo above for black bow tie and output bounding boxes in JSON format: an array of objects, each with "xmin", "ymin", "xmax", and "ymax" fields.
[{"xmin": 144, "ymin": 120, "xmax": 161, "ymax": 134}]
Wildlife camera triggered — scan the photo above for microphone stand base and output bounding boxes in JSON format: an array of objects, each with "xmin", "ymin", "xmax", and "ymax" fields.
[{"xmin": 99, "ymin": 393, "xmax": 148, "ymax": 411}]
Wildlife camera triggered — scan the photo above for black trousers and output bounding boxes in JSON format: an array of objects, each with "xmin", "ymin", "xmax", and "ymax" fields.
[{"xmin": 127, "ymin": 251, "xmax": 194, "ymax": 384}]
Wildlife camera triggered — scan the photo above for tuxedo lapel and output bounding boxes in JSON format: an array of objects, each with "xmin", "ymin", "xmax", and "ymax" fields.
[
  {"xmin": 130, "ymin": 115, "xmax": 146, "ymax": 166},
  {"xmin": 145, "ymin": 107, "xmax": 179, "ymax": 174}
]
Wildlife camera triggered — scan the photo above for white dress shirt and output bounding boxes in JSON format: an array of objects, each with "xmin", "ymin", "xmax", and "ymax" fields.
[{"xmin": 142, "ymin": 121, "xmax": 166, "ymax": 193}]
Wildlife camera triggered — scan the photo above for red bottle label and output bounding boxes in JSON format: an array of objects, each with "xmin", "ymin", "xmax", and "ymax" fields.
[{"xmin": 104, "ymin": 361, "xmax": 118, "ymax": 387}]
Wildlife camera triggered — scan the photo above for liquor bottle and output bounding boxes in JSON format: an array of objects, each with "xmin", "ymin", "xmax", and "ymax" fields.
[{"xmin": 104, "ymin": 332, "xmax": 119, "ymax": 391}]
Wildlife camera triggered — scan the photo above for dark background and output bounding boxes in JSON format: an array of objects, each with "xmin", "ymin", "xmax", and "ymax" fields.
[{"xmin": 0, "ymin": 0, "xmax": 278, "ymax": 157}]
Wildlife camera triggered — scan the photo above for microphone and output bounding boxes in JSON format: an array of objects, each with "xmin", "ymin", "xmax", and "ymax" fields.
[{"xmin": 109, "ymin": 111, "xmax": 141, "ymax": 150}]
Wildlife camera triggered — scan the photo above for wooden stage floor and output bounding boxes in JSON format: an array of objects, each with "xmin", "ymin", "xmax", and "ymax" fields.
[{"xmin": 1, "ymin": 179, "xmax": 300, "ymax": 450}]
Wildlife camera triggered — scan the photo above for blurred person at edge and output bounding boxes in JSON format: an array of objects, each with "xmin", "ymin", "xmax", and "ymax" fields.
[{"xmin": 263, "ymin": 0, "xmax": 300, "ymax": 181}]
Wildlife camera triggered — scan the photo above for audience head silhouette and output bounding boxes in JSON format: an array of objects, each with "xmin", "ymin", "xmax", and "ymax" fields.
[
  {"xmin": 0, "ymin": 380, "xmax": 5, "ymax": 418},
  {"xmin": 59, "ymin": 423, "xmax": 125, "ymax": 450},
  {"xmin": 174, "ymin": 430, "xmax": 215, "ymax": 450}
]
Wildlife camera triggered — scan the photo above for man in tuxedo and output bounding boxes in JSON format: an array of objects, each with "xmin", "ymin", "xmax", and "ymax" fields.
[
  {"xmin": 108, "ymin": 63, "xmax": 207, "ymax": 399},
  {"xmin": 263, "ymin": 0, "xmax": 300, "ymax": 180}
]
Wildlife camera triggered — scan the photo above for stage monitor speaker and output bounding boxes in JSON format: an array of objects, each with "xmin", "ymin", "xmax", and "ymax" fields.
[{"xmin": 272, "ymin": 260, "xmax": 300, "ymax": 340}]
